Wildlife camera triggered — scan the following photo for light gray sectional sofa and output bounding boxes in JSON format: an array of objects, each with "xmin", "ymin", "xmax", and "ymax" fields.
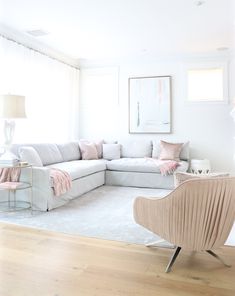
[
  {"xmin": 105, "ymin": 140, "xmax": 189, "ymax": 189},
  {"xmin": 12, "ymin": 140, "xmax": 189, "ymax": 211}
]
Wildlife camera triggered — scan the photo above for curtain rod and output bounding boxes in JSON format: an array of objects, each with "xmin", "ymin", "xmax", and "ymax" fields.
[{"xmin": 0, "ymin": 33, "xmax": 80, "ymax": 70}]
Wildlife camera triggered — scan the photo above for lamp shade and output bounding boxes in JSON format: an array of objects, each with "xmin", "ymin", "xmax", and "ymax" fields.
[{"xmin": 0, "ymin": 95, "xmax": 26, "ymax": 118}]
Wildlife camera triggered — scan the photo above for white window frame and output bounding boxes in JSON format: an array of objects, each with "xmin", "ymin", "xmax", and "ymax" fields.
[{"xmin": 184, "ymin": 61, "xmax": 229, "ymax": 104}]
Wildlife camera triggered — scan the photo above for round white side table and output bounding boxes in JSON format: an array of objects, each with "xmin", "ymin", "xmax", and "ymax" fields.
[
  {"xmin": 190, "ymin": 159, "xmax": 211, "ymax": 174},
  {"xmin": 0, "ymin": 163, "xmax": 33, "ymax": 212}
]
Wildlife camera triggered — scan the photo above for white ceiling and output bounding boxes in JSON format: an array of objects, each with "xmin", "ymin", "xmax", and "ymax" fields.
[{"xmin": 0, "ymin": 0, "xmax": 234, "ymax": 62}]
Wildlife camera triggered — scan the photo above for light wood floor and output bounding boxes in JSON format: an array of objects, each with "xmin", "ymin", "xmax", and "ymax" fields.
[{"xmin": 0, "ymin": 223, "xmax": 234, "ymax": 296}]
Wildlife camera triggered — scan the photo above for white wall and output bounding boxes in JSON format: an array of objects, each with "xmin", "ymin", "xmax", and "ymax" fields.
[{"xmin": 79, "ymin": 56, "xmax": 235, "ymax": 173}]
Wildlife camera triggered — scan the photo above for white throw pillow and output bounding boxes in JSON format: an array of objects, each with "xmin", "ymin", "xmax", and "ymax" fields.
[
  {"xmin": 174, "ymin": 172, "xmax": 229, "ymax": 188},
  {"xmin": 103, "ymin": 144, "xmax": 121, "ymax": 160},
  {"xmin": 19, "ymin": 146, "xmax": 43, "ymax": 167}
]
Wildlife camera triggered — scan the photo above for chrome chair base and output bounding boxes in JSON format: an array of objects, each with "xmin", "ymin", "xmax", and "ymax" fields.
[
  {"xmin": 165, "ymin": 247, "xmax": 181, "ymax": 273},
  {"xmin": 164, "ymin": 247, "xmax": 231, "ymax": 273},
  {"xmin": 206, "ymin": 250, "xmax": 231, "ymax": 267}
]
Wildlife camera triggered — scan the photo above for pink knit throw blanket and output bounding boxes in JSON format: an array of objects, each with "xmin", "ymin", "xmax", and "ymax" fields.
[
  {"xmin": 0, "ymin": 167, "xmax": 72, "ymax": 197},
  {"xmin": 0, "ymin": 167, "xmax": 21, "ymax": 183},
  {"xmin": 50, "ymin": 168, "xmax": 72, "ymax": 197},
  {"xmin": 150, "ymin": 159, "xmax": 180, "ymax": 176}
]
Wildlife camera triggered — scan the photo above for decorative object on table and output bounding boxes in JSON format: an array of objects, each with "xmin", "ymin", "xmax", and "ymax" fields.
[
  {"xmin": 133, "ymin": 177, "xmax": 235, "ymax": 272},
  {"xmin": 190, "ymin": 159, "xmax": 211, "ymax": 174},
  {"xmin": 0, "ymin": 94, "xmax": 26, "ymax": 164},
  {"xmin": 129, "ymin": 76, "xmax": 171, "ymax": 133}
]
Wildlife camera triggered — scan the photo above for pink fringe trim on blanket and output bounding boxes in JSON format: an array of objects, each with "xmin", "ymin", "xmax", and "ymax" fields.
[
  {"xmin": 158, "ymin": 160, "xmax": 180, "ymax": 176},
  {"xmin": 149, "ymin": 159, "xmax": 180, "ymax": 176},
  {"xmin": 0, "ymin": 167, "xmax": 21, "ymax": 183},
  {"xmin": 50, "ymin": 168, "xmax": 72, "ymax": 197}
]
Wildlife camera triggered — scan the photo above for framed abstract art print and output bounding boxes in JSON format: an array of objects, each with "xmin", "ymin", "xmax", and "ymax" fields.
[{"xmin": 129, "ymin": 76, "xmax": 172, "ymax": 133}]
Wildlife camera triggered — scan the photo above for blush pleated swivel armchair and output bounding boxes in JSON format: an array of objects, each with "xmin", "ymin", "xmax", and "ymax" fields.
[{"xmin": 133, "ymin": 177, "xmax": 235, "ymax": 272}]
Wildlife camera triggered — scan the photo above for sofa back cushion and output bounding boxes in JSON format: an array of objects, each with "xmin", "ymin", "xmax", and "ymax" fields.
[
  {"xmin": 30, "ymin": 144, "xmax": 63, "ymax": 165},
  {"xmin": 57, "ymin": 142, "xmax": 81, "ymax": 161},
  {"xmin": 19, "ymin": 146, "xmax": 43, "ymax": 167},
  {"xmin": 12, "ymin": 143, "xmax": 63, "ymax": 166},
  {"xmin": 120, "ymin": 140, "xmax": 152, "ymax": 158},
  {"xmin": 152, "ymin": 140, "xmax": 190, "ymax": 161}
]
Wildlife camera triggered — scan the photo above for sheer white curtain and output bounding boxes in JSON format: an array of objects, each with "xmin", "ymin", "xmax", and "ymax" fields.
[{"xmin": 0, "ymin": 36, "xmax": 79, "ymax": 143}]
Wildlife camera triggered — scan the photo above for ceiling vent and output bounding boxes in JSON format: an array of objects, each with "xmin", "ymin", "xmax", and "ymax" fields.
[{"xmin": 26, "ymin": 29, "xmax": 49, "ymax": 37}]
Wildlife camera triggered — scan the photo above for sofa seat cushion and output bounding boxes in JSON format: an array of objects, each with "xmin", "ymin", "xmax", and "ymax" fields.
[
  {"xmin": 46, "ymin": 159, "xmax": 107, "ymax": 181},
  {"xmin": 106, "ymin": 158, "xmax": 189, "ymax": 173}
]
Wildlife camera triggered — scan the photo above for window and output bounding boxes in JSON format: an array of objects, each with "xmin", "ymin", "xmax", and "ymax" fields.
[
  {"xmin": 186, "ymin": 62, "xmax": 228, "ymax": 103},
  {"xmin": 80, "ymin": 67, "xmax": 119, "ymax": 137},
  {"xmin": 0, "ymin": 36, "xmax": 79, "ymax": 143}
]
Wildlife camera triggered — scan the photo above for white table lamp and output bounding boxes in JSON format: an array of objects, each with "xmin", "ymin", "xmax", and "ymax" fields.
[{"xmin": 0, "ymin": 94, "xmax": 26, "ymax": 162}]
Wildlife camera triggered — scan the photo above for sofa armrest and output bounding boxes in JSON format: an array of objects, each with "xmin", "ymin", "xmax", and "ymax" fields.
[
  {"xmin": 33, "ymin": 166, "xmax": 50, "ymax": 186},
  {"xmin": 20, "ymin": 166, "xmax": 50, "ymax": 185},
  {"xmin": 133, "ymin": 195, "xmax": 173, "ymax": 243}
]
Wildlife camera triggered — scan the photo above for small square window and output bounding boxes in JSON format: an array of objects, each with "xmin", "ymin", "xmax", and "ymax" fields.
[{"xmin": 187, "ymin": 67, "xmax": 225, "ymax": 102}]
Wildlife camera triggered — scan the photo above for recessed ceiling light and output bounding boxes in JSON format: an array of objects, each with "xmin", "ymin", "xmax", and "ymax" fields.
[
  {"xmin": 194, "ymin": 1, "xmax": 206, "ymax": 6},
  {"xmin": 26, "ymin": 29, "xmax": 49, "ymax": 37}
]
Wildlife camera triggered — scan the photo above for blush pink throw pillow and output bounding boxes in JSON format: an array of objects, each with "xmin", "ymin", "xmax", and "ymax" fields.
[
  {"xmin": 79, "ymin": 139, "xmax": 104, "ymax": 159},
  {"xmin": 94, "ymin": 140, "xmax": 105, "ymax": 158},
  {"xmin": 159, "ymin": 140, "xmax": 183, "ymax": 161},
  {"xmin": 79, "ymin": 141, "xmax": 98, "ymax": 160}
]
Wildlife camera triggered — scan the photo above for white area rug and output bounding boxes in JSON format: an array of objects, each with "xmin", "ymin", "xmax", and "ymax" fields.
[{"xmin": 0, "ymin": 186, "xmax": 171, "ymax": 244}]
